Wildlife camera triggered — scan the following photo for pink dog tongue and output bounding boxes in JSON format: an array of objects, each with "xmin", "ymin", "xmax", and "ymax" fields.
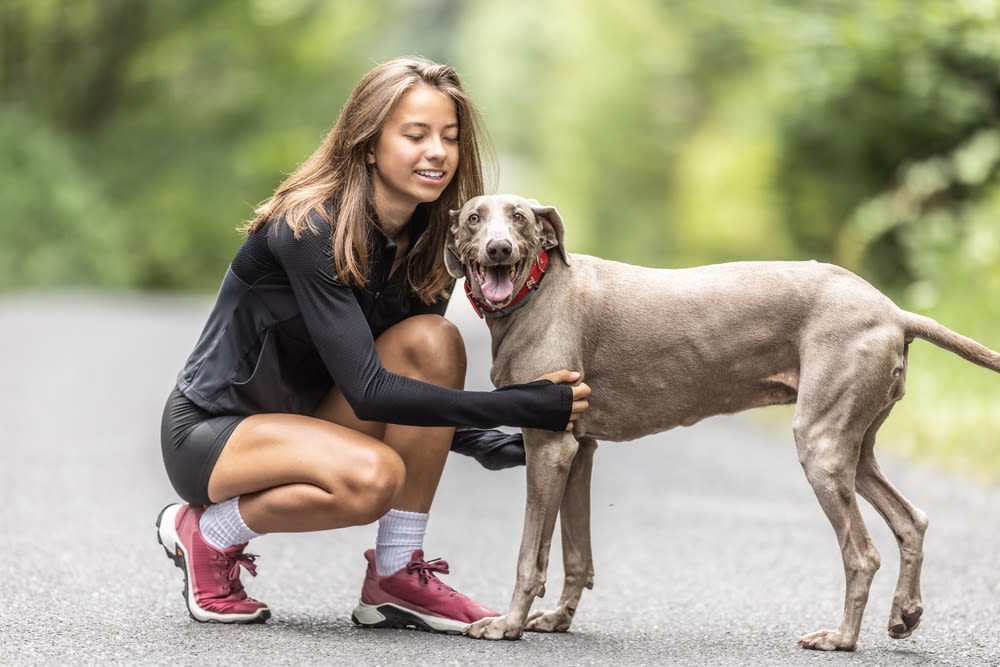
[{"xmin": 481, "ymin": 266, "xmax": 514, "ymax": 303}]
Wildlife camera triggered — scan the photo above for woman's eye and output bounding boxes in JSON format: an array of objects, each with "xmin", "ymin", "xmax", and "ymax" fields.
[{"xmin": 444, "ymin": 136, "xmax": 459, "ymax": 144}]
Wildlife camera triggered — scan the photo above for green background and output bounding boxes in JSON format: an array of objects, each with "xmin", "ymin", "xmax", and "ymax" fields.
[{"xmin": 3, "ymin": 0, "xmax": 998, "ymax": 479}]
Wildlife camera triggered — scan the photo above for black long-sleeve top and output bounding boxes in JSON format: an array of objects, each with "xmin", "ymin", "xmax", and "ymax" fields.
[{"xmin": 175, "ymin": 207, "xmax": 571, "ymax": 433}]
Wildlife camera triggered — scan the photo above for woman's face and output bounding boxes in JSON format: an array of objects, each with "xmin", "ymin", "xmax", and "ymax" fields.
[{"xmin": 368, "ymin": 83, "xmax": 460, "ymax": 222}]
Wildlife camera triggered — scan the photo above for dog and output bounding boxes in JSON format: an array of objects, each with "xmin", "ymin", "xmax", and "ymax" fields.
[{"xmin": 444, "ymin": 193, "xmax": 1000, "ymax": 651}]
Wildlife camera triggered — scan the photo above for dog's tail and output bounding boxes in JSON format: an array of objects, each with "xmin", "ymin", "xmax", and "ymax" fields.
[{"xmin": 903, "ymin": 311, "xmax": 1000, "ymax": 373}]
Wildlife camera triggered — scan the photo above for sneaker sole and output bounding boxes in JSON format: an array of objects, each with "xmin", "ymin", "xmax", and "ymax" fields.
[
  {"xmin": 155, "ymin": 504, "xmax": 271, "ymax": 625},
  {"xmin": 351, "ymin": 601, "xmax": 468, "ymax": 635}
]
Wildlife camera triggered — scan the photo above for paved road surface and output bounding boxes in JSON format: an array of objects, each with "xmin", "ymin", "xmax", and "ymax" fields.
[{"xmin": 2, "ymin": 292, "xmax": 999, "ymax": 666}]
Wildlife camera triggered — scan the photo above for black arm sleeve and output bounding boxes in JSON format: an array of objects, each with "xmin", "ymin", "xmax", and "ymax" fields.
[{"xmin": 269, "ymin": 223, "xmax": 572, "ymax": 431}]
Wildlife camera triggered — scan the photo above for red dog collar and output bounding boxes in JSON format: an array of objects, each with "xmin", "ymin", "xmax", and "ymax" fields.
[{"xmin": 464, "ymin": 248, "xmax": 549, "ymax": 319}]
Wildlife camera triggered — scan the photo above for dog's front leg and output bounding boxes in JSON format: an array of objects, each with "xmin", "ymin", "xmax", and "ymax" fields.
[
  {"xmin": 526, "ymin": 436, "xmax": 597, "ymax": 633},
  {"xmin": 465, "ymin": 429, "xmax": 579, "ymax": 640}
]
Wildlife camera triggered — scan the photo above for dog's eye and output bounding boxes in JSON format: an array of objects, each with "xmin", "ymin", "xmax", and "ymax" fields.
[
  {"xmin": 467, "ymin": 213, "xmax": 480, "ymax": 225},
  {"xmin": 512, "ymin": 211, "xmax": 526, "ymax": 223}
]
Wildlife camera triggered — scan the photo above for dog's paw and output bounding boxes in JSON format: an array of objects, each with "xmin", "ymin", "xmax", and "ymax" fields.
[
  {"xmin": 888, "ymin": 604, "xmax": 923, "ymax": 639},
  {"xmin": 463, "ymin": 615, "xmax": 524, "ymax": 641},
  {"xmin": 797, "ymin": 629, "xmax": 856, "ymax": 652},
  {"xmin": 525, "ymin": 607, "xmax": 573, "ymax": 633}
]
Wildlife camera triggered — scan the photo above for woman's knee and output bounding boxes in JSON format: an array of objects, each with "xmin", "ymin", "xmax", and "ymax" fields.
[
  {"xmin": 343, "ymin": 446, "xmax": 406, "ymax": 524},
  {"xmin": 377, "ymin": 314, "xmax": 466, "ymax": 387}
]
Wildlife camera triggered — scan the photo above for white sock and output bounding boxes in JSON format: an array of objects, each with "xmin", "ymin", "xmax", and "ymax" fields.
[
  {"xmin": 375, "ymin": 509, "xmax": 428, "ymax": 576},
  {"xmin": 199, "ymin": 497, "xmax": 261, "ymax": 550}
]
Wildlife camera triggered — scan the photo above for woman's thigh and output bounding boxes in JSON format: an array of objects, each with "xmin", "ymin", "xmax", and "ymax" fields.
[
  {"xmin": 161, "ymin": 386, "xmax": 245, "ymax": 505},
  {"xmin": 207, "ymin": 412, "xmax": 404, "ymax": 505},
  {"xmin": 201, "ymin": 313, "xmax": 463, "ymax": 507}
]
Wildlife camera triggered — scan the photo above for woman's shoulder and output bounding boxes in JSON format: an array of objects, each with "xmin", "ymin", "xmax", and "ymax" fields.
[
  {"xmin": 258, "ymin": 209, "xmax": 335, "ymax": 272},
  {"xmin": 267, "ymin": 207, "xmax": 335, "ymax": 242}
]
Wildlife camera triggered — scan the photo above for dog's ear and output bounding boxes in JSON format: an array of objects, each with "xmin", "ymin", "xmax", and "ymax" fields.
[
  {"xmin": 444, "ymin": 209, "xmax": 467, "ymax": 279},
  {"xmin": 530, "ymin": 201, "xmax": 572, "ymax": 266}
]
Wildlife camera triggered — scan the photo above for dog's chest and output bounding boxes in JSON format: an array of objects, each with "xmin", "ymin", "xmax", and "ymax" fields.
[{"xmin": 487, "ymin": 307, "xmax": 583, "ymax": 386}]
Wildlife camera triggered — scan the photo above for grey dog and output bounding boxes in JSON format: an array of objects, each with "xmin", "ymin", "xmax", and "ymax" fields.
[{"xmin": 444, "ymin": 193, "xmax": 1000, "ymax": 651}]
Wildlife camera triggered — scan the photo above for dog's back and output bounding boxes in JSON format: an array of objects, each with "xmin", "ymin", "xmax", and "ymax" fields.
[{"xmin": 488, "ymin": 254, "xmax": 904, "ymax": 442}]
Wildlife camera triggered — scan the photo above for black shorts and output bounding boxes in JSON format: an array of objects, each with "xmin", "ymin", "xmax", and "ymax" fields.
[{"xmin": 161, "ymin": 386, "xmax": 245, "ymax": 505}]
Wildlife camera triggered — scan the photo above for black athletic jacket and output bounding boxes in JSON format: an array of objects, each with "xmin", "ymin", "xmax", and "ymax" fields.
[{"xmin": 175, "ymin": 207, "xmax": 568, "ymax": 466}]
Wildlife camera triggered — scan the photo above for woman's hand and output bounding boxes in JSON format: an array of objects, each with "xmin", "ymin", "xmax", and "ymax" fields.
[{"xmin": 535, "ymin": 369, "xmax": 591, "ymax": 432}]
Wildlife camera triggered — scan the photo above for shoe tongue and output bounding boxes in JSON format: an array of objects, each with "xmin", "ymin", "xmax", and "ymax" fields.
[{"xmin": 481, "ymin": 266, "xmax": 513, "ymax": 303}]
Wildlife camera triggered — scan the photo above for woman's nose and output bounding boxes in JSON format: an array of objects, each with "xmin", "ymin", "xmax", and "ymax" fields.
[{"xmin": 425, "ymin": 136, "xmax": 446, "ymax": 159}]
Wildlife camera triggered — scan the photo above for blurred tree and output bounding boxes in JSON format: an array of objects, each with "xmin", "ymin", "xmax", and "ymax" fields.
[
  {"xmin": 772, "ymin": 1, "xmax": 1000, "ymax": 290},
  {"xmin": 0, "ymin": 0, "xmax": 390, "ymax": 290},
  {"xmin": 456, "ymin": 0, "xmax": 695, "ymax": 264},
  {"xmin": 1, "ymin": 0, "xmax": 153, "ymax": 132},
  {"xmin": 3, "ymin": 0, "xmax": 998, "ymax": 290},
  {"xmin": 0, "ymin": 107, "xmax": 134, "ymax": 289}
]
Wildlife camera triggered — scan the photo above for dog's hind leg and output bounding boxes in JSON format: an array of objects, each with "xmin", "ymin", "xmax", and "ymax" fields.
[
  {"xmin": 526, "ymin": 436, "xmax": 598, "ymax": 633},
  {"xmin": 794, "ymin": 331, "xmax": 913, "ymax": 651},
  {"xmin": 465, "ymin": 430, "xmax": 580, "ymax": 640},
  {"xmin": 854, "ymin": 405, "xmax": 928, "ymax": 641},
  {"xmin": 791, "ymin": 348, "xmax": 897, "ymax": 652},
  {"xmin": 794, "ymin": 416, "xmax": 880, "ymax": 652}
]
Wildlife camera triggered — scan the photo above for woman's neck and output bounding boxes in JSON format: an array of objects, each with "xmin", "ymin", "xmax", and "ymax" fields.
[{"xmin": 373, "ymin": 195, "xmax": 415, "ymax": 244}]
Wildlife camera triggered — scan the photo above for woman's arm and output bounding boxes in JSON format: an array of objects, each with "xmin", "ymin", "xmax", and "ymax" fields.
[{"xmin": 269, "ymin": 222, "xmax": 573, "ymax": 431}]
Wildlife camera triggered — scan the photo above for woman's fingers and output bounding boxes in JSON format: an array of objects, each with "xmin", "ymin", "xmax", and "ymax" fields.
[
  {"xmin": 530, "ymin": 369, "xmax": 592, "ymax": 431},
  {"xmin": 565, "ymin": 396, "xmax": 589, "ymax": 430},
  {"xmin": 535, "ymin": 369, "xmax": 580, "ymax": 385}
]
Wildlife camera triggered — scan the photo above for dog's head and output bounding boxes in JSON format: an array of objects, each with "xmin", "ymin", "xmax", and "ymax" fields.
[{"xmin": 446, "ymin": 194, "xmax": 571, "ymax": 309}]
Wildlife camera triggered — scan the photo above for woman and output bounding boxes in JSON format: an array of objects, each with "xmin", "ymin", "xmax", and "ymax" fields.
[{"xmin": 156, "ymin": 56, "xmax": 590, "ymax": 633}]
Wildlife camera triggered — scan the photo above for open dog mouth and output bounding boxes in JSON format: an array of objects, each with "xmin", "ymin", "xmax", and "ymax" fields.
[{"xmin": 470, "ymin": 260, "xmax": 525, "ymax": 304}]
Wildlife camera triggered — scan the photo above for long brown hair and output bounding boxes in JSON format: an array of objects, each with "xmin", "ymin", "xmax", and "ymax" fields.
[{"xmin": 244, "ymin": 56, "xmax": 489, "ymax": 304}]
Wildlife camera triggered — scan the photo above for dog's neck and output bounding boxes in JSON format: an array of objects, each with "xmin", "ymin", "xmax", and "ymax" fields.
[{"xmin": 464, "ymin": 247, "xmax": 549, "ymax": 319}]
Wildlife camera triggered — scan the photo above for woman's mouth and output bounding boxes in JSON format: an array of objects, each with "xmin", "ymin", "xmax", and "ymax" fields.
[{"xmin": 416, "ymin": 170, "xmax": 445, "ymax": 181}]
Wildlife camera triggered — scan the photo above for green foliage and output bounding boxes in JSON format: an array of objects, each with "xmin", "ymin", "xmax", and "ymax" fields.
[
  {"xmin": 0, "ymin": 0, "xmax": 392, "ymax": 289},
  {"xmin": 0, "ymin": 108, "xmax": 135, "ymax": 288},
  {"xmin": 773, "ymin": 2, "xmax": 1000, "ymax": 289}
]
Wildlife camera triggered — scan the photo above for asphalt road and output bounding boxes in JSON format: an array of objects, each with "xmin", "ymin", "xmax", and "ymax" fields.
[{"xmin": 2, "ymin": 292, "xmax": 999, "ymax": 666}]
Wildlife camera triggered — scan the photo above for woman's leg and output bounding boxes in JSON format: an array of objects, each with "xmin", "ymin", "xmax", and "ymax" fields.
[
  {"xmin": 313, "ymin": 314, "xmax": 464, "ymax": 577},
  {"xmin": 309, "ymin": 314, "xmax": 500, "ymax": 633},
  {"xmin": 208, "ymin": 313, "xmax": 463, "ymax": 531},
  {"xmin": 158, "ymin": 410, "xmax": 406, "ymax": 624},
  {"xmin": 161, "ymin": 314, "xmax": 480, "ymax": 629},
  {"xmin": 207, "ymin": 414, "xmax": 406, "ymax": 533},
  {"xmin": 311, "ymin": 314, "xmax": 465, "ymax": 511}
]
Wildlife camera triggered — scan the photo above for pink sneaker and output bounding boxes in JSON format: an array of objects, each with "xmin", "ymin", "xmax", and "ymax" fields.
[
  {"xmin": 156, "ymin": 503, "xmax": 270, "ymax": 624},
  {"xmin": 351, "ymin": 548, "xmax": 500, "ymax": 634}
]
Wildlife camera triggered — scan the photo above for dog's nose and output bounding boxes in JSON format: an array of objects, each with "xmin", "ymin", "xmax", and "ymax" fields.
[{"xmin": 486, "ymin": 239, "xmax": 513, "ymax": 261}]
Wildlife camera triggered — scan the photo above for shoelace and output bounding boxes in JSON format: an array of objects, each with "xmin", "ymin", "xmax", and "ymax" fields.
[
  {"xmin": 407, "ymin": 557, "xmax": 451, "ymax": 586},
  {"xmin": 222, "ymin": 551, "xmax": 260, "ymax": 598}
]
